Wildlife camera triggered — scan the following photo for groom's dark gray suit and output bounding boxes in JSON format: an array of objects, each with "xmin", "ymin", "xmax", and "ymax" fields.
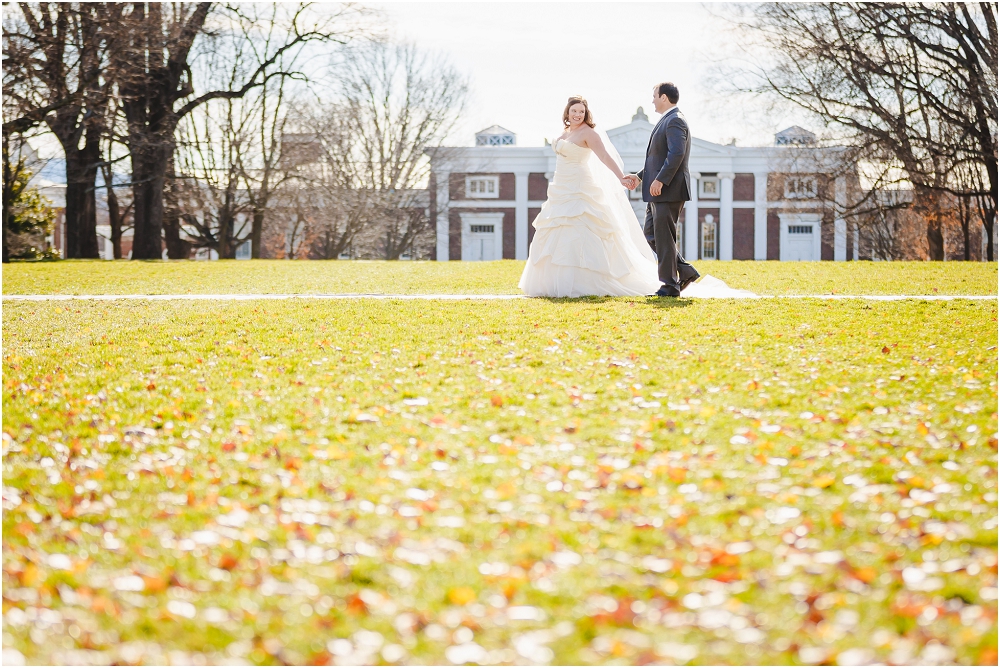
[{"xmin": 635, "ymin": 106, "xmax": 698, "ymax": 292}]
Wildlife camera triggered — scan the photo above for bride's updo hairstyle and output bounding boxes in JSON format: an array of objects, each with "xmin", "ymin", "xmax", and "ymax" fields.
[{"xmin": 563, "ymin": 96, "xmax": 596, "ymax": 128}]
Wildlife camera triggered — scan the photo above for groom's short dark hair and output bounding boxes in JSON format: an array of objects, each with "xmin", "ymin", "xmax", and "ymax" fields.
[{"xmin": 655, "ymin": 82, "xmax": 679, "ymax": 104}]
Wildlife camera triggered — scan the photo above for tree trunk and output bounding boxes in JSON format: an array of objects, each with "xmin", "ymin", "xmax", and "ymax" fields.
[
  {"xmin": 914, "ymin": 187, "xmax": 945, "ymax": 261},
  {"xmin": 251, "ymin": 208, "xmax": 265, "ymax": 258},
  {"xmin": 162, "ymin": 203, "xmax": 189, "ymax": 259},
  {"xmin": 218, "ymin": 212, "xmax": 235, "ymax": 259},
  {"xmin": 129, "ymin": 139, "xmax": 170, "ymax": 259},
  {"xmin": 2, "ymin": 143, "xmax": 14, "ymax": 264},
  {"xmin": 162, "ymin": 158, "xmax": 189, "ymax": 259},
  {"xmin": 107, "ymin": 182, "xmax": 123, "ymax": 260},
  {"xmin": 62, "ymin": 143, "xmax": 101, "ymax": 259},
  {"xmin": 986, "ymin": 218, "xmax": 996, "ymax": 262}
]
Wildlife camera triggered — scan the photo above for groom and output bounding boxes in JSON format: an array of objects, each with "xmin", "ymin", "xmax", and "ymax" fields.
[{"xmin": 625, "ymin": 82, "xmax": 699, "ymax": 297}]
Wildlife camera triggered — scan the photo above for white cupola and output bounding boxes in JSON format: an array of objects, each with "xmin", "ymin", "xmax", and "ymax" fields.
[{"xmin": 475, "ymin": 125, "xmax": 516, "ymax": 146}]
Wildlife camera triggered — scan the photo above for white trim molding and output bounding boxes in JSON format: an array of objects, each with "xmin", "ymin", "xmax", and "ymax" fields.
[
  {"xmin": 435, "ymin": 170, "xmax": 450, "ymax": 261},
  {"xmin": 753, "ymin": 171, "xmax": 768, "ymax": 260},
  {"xmin": 719, "ymin": 172, "xmax": 735, "ymax": 261},
  {"xmin": 514, "ymin": 172, "xmax": 529, "ymax": 260},
  {"xmin": 685, "ymin": 172, "xmax": 700, "ymax": 259},
  {"xmin": 834, "ymin": 176, "xmax": 848, "ymax": 261}
]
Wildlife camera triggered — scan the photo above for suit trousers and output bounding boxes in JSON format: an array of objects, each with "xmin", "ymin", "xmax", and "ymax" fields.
[{"xmin": 643, "ymin": 201, "xmax": 697, "ymax": 290}]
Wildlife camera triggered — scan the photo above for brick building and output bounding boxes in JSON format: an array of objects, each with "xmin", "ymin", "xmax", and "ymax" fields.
[{"xmin": 427, "ymin": 111, "xmax": 873, "ymax": 262}]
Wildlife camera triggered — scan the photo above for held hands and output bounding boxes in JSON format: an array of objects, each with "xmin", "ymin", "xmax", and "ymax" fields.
[
  {"xmin": 621, "ymin": 174, "xmax": 640, "ymax": 190},
  {"xmin": 650, "ymin": 179, "xmax": 664, "ymax": 197}
]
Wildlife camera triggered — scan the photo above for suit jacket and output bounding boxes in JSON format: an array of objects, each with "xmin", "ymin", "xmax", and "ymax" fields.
[{"xmin": 636, "ymin": 107, "xmax": 691, "ymax": 203}]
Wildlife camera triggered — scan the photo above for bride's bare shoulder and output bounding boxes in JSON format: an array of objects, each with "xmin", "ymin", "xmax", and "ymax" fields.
[{"xmin": 579, "ymin": 126, "xmax": 603, "ymax": 147}]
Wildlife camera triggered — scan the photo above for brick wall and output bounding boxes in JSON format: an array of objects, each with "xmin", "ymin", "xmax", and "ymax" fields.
[
  {"xmin": 528, "ymin": 208, "xmax": 540, "ymax": 247},
  {"xmin": 733, "ymin": 209, "xmax": 754, "ymax": 260},
  {"xmin": 821, "ymin": 213, "xmax": 834, "ymax": 260},
  {"xmin": 733, "ymin": 173, "xmax": 754, "ymax": 201},
  {"xmin": 498, "ymin": 174, "xmax": 515, "ymax": 201},
  {"xmin": 528, "ymin": 174, "xmax": 548, "ymax": 200},
  {"xmin": 767, "ymin": 211, "xmax": 780, "ymax": 260},
  {"xmin": 449, "ymin": 209, "xmax": 462, "ymax": 259},
  {"xmin": 503, "ymin": 211, "xmax": 515, "ymax": 259}
]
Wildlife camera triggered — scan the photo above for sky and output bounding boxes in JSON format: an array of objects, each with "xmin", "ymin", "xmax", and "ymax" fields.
[
  {"xmin": 375, "ymin": 1, "xmax": 796, "ymax": 148},
  {"xmin": 25, "ymin": 1, "xmax": 807, "ymax": 167}
]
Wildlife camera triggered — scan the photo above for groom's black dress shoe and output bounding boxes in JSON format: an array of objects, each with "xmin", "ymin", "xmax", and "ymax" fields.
[
  {"xmin": 679, "ymin": 270, "xmax": 701, "ymax": 293},
  {"xmin": 653, "ymin": 285, "xmax": 681, "ymax": 298}
]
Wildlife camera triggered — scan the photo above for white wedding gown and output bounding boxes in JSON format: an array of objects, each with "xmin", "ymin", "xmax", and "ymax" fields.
[{"xmin": 518, "ymin": 137, "xmax": 755, "ymax": 299}]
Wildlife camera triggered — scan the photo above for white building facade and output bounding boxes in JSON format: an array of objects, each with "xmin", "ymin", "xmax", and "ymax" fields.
[{"xmin": 427, "ymin": 111, "xmax": 864, "ymax": 263}]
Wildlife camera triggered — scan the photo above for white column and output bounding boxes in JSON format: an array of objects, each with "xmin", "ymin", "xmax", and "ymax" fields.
[
  {"xmin": 753, "ymin": 171, "xmax": 768, "ymax": 260},
  {"xmin": 719, "ymin": 172, "xmax": 734, "ymax": 261},
  {"xmin": 514, "ymin": 171, "xmax": 529, "ymax": 260},
  {"xmin": 435, "ymin": 171, "xmax": 450, "ymax": 261},
  {"xmin": 834, "ymin": 175, "xmax": 847, "ymax": 261},
  {"xmin": 685, "ymin": 172, "xmax": 700, "ymax": 259}
]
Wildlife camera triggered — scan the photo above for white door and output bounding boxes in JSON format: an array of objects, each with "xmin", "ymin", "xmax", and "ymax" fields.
[
  {"xmin": 785, "ymin": 224, "xmax": 816, "ymax": 261},
  {"xmin": 461, "ymin": 215, "xmax": 503, "ymax": 261},
  {"xmin": 467, "ymin": 227, "xmax": 495, "ymax": 261}
]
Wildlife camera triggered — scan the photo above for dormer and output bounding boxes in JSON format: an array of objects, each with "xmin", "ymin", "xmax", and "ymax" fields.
[{"xmin": 475, "ymin": 125, "xmax": 516, "ymax": 146}]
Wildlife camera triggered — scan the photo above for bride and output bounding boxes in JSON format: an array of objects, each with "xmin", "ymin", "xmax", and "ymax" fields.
[
  {"xmin": 518, "ymin": 96, "xmax": 753, "ymax": 299},
  {"xmin": 518, "ymin": 96, "xmax": 660, "ymax": 297}
]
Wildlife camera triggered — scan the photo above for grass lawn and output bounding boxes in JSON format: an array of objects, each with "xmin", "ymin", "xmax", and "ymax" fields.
[
  {"xmin": 2, "ymin": 265, "xmax": 998, "ymax": 665},
  {"xmin": 2, "ymin": 259, "xmax": 997, "ymax": 295}
]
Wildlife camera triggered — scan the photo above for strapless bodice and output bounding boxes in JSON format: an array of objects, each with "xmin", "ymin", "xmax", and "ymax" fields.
[{"xmin": 554, "ymin": 138, "xmax": 591, "ymax": 162}]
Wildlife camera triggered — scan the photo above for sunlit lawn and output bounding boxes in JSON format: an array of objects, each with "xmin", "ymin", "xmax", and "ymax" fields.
[
  {"xmin": 2, "ymin": 282, "xmax": 997, "ymax": 665},
  {"xmin": 2, "ymin": 259, "xmax": 997, "ymax": 296}
]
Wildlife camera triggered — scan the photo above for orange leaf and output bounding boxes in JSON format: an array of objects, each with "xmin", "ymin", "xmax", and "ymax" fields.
[
  {"xmin": 142, "ymin": 575, "xmax": 169, "ymax": 593},
  {"xmin": 496, "ymin": 482, "xmax": 517, "ymax": 499},
  {"xmin": 448, "ymin": 587, "xmax": 476, "ymax": 606},
  {"xmin": 711, "ymin": 569, "xmax": 742, "ymax": 583},
  {"xmin": 218, "ymin": 553, "xmax": 239, "ymax": 571}
]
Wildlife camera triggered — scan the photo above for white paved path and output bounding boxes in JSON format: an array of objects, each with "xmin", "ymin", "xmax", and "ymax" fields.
[{"xmin": 2, "ymin": 294, "xmax": 996, "ymax": 302}]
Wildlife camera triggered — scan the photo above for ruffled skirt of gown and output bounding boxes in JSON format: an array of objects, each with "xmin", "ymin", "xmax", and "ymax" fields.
[{"xmin": 518, "ymin": 141, "xmax": 660, "ymax": 298}]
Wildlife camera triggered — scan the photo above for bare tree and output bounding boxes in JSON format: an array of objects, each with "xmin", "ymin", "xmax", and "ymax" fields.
[
  {"xmin": 728, "ymin": 3, "xmax": 998, "ymax": 260},
  {"xmin": 173, "ymin": 96, "xmax": 252, "ymax": 258},
  {"xmin": 229, "ymin": 8, "xmax": 308, "ymax": 260},
  {"xmin": 3, "ymin": 3, "xmax": 116, "ymax": 259},
  {"xmin": 294, "ymin": 42, "xmax": 467, "ymax": 260},
  {"xmin": 107, "ymin": 2, "xmax": 374, "ymax": 259}
]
